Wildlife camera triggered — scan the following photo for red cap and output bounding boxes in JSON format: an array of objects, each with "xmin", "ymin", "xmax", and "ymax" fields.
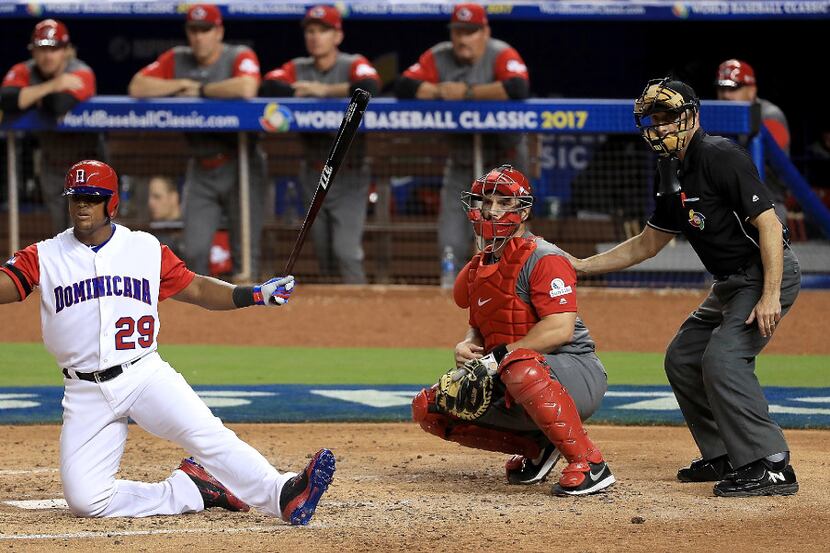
[
  {"xmin": 30, "ymin": 19, "xmax": 70, "ymax": 48},
  {"xmin": 186, "ymin": 4, "xmax": 223, "ymax": 28},
  {"xmin": 302, "ymin": 5, "xmax": 342, "ymax": 30},
  {"xmin": 450, "ymin": 3, "xmax": 488, "ymax": 29},
  {"xmin": 716, "ymin": 59, "xmax": 756, "ymax": 88}
]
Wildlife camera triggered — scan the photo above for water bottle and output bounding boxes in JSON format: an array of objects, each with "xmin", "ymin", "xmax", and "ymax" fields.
[{"xmin": 440, "ymin": 246, "xmax": 456, "ymax": 290}]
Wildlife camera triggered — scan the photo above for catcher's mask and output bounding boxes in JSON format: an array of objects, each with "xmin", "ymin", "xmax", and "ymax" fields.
[
  {"xmin": 634, "ymin": 77, "xmax": 700, "ymax": 156},
  {"xmin": 461, "ymin": 165, "xmax": 533, "ymax": 254}
]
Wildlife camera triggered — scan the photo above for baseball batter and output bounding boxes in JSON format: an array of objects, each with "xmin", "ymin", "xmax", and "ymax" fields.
[
  {"xmin": 0, "ymin": 160, "xmax": 334, "ymax": 524},
  {"xmin": 412, "ymin": 165, "xmax": 614, "ymax": 496}
]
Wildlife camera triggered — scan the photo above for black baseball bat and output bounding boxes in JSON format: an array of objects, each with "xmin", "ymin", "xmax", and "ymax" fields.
[{"xmin": 282, "ymin": 88, "xmax": 371, "ymax": 275}]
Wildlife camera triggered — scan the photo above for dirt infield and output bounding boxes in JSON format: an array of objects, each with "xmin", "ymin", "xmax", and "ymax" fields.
[
  {"xmin": 1, "ymin": 423, "xmax": 828, "ymax": 551},
  {"xmin": 1, "ymin": 287, "xmax": 828, "ymax": 550}
]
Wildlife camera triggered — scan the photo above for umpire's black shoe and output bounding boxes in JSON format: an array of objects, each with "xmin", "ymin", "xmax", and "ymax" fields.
[
  {"xmin": 713, "ymin": 459, "xmax": 799, "ymax": 497},
  {"xmin": 506, "ymin": 443, "xmax": 561, "ymax": 485},
  {"xmin": 677, "ymin": 455, "xmax": 733, "ymax": 482}
]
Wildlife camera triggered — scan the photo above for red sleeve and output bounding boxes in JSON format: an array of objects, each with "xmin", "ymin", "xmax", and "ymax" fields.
[
  {"xmin": 139, "ymin": 50, "xmax": 176, "ymax": 79},
  {"xmin": 2, "ymin": 62, "xmax": 31, "ymax": 88},
  {"xmin": 1, "ymin": 244, "xmax": 39, "ymax": 301},
  {"xmin": 159, "ymin": 245, "xmax": 195, "ymax": 301},
  {"xmin": 232, "ymin": 49, "xmax": 261, "ymax": 81},
  {"xmin": 402, "ymin": 50, "xmax": 439, "ymax": 83},
  {"xmin": 66, "ymin": 67, "xmax": 96, "ymax": 101},
  {"xmin": 349, "ymin": 56, "xmax": 380, "ymax": 84},
  {"xmin": 493, "ymin": 47, "xmax": 529, "ymax": 82},
  {"xmin": 453, "ymin": 260, "xmax": 472, "ymax": 309},
  {"xmin": 529, "ymin": 255, "xmax": 578, "ymax": 316},
  {"xmin": 264, "ymin": 61, "xmax": 296, "ymax": 84},
  {"xmin": 764, "ymin": 119, "xmax": 790, "ymax": 152}
]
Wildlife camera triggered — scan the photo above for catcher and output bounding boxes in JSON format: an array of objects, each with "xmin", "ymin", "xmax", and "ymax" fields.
[{"xmin": 412, "ymin": 165, "xmax": 614, "ymax": 496}]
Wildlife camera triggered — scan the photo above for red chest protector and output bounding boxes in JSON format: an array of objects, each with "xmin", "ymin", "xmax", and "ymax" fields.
[{"xmin": 466, "ymin": 236, "xmax": 538, "ymax": 350}]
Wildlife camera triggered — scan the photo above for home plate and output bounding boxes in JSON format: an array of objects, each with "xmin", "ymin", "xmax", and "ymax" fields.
[{"xmin": 4, "ymin": 498, "xmax": 68, "ymax": 510}]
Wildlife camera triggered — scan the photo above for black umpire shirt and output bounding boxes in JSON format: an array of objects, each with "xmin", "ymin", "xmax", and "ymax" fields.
[{"xmin": 647, "ymin": 130, "xmax": 781, "ymax": 277}]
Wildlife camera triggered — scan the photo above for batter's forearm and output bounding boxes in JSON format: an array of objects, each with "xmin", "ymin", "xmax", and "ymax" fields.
[
  {"xmin": 174, "ymin": 274, "xmax": 237, "ymax": 310},
  {"xmin": 0, "ymin": 271, "xmax": 23, "ymax": 303}
]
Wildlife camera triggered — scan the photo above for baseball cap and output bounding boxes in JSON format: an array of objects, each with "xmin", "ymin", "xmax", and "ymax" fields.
[
  {"xmin": 662, "ymin": 80, "xmax": 699, "ymax": 107},
  {"xmin": 449, "ymin": 3, "xmax": 488, "ymax": 29},
  {"xmin": 716, "ymin": 59, "xmax": 756, "ymax": 88},
  {"xmin": 186, "ymin": 4, "xmax": 223, "ymax": 29},
  {"xmin": 302, "ymin": 5, "xmax": 342, "ymax": 30},
  {"xmin": 30, "ymin": 19, "xmax": 70, "ymax": 48}
]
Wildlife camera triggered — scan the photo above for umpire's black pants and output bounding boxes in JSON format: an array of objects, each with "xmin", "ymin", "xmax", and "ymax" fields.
[{"xmin": 664, "ymin": 248, "xmax": 801, "ymax": 469}]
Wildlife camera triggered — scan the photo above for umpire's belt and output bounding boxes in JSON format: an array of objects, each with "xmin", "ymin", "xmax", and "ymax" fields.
[{"xmin": 62, "ymin": 351, "xmax": 152, "ymax": 383}]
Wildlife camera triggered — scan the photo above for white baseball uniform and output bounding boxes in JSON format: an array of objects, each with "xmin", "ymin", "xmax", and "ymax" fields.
[{"xmin": 1, "ymin": 224, "xmax": 295, "ymax": 517}]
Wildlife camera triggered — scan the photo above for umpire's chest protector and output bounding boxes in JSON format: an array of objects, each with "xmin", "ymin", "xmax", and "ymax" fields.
[{"xmin": 467, "ymin": 237, "xmax": 538, "ymax": 350}]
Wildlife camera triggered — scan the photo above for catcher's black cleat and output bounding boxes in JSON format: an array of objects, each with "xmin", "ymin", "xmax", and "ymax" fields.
[
  {"xmin": 505, "ymin": 443, "xmax": 561, "ymax": 485},
  {"xmin": 713, "ymin": 459, "xmax": 799, "ymax": 497},
  {"xmin": 677, "ymin": 455, "xmax": 733, "ymax": 482},
  {"xmin": 280, "ymin": 448, "xmax": 336, "ymax": 526},
  {"xmin": 179, "ymin": 458, "xmax": 250, "ymax": 512}
]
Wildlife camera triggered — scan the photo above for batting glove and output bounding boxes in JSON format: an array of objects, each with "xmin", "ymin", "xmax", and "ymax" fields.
[{"xmin": 254, "ymin": 275, "xmax": 295, "ymax": 306}]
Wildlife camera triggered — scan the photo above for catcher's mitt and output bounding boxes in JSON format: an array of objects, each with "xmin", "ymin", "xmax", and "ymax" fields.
[{"xmin": 435, "ymin": 359, "xmax": 494, "ymax": 421}]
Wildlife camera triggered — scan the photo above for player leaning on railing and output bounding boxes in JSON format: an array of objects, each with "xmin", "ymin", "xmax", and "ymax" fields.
[{"xmin": 0, "ymin": 159, "xmax": 334, "ymax": 524}]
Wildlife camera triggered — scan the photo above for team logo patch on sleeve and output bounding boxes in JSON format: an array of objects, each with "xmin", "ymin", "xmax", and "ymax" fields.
[
  {"xmin": 688, "ymin": 209, "xmax": 705, "ymax": 230},
  {"xmin": 549, "ymin": 278, "xmax": 572, "ymax": 298}
]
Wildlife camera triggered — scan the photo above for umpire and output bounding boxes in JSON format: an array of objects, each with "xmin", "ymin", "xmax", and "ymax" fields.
[{"xmin": 570, "ymin": 77, "xmax": 800, "ymax": 497}]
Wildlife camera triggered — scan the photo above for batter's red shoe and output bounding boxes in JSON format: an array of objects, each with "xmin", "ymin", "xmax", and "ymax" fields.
[
  {"xmin": 280, "ymin": 448, "xmax": 336, "ymax": 526},
  {"xmin": 179, "ymin": 458, "xmax": 250, "ymax": 512},
  {"xmin": 552, "ymin": 460, "xmax": 615, "ymax": 496}
]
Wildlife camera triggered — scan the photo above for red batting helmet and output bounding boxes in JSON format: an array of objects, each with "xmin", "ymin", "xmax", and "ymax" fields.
[
  {"xmin": 64, "ymin": 160, "xmax": 119, "ymax": 219},
  {"xmin": 716, "ymin": 59, "xmax": 756, "ymax": 88},
  {"xmin": 30, "ymin": 19, "xmax": 70, "ymax": 49},
  {"xmin": 462, "ymin": 165, "xmax": 533, "ymax": 252}
]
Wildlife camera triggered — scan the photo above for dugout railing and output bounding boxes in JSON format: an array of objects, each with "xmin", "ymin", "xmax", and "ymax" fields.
[{"xmin": 2, "ymin": 97, "xmax": 829, "ymax": 286}]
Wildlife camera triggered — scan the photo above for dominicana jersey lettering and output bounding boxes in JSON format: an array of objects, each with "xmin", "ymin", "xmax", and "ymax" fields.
[{"xmin": 1, "ymin": 225, "xmax": 194, "ymax": 372}]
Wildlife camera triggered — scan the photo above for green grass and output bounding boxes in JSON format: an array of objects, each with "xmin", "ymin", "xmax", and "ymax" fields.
[{"xmin": 1, "ymin": 342, "xmax": 828, "ymax": 388}]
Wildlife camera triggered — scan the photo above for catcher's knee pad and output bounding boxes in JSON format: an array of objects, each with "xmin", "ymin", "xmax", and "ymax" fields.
[
  {"xmin": 499, "ymin": 348, "xmax": 602, "ymax": 465},
  {"xmin": 499, "ymin": 348, "xmax": 553, "ymax": 403},
  {"xmin": 413, "ymin": 387, "xmax": 453, "ymax": 439},
  {"xmin": 412, "ymin": 388, "xmax": 539, "ymax": 458}
]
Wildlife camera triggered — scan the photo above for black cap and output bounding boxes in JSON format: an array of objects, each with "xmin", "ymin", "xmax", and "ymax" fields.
[{"xmin": 663, "ymin": 80, "xmax": 699, "ymax": 106}]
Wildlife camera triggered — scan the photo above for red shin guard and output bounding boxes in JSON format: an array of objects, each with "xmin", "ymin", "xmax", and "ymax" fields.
[
  {"xmin": 499, "ymin": 348, "xmax": 603, "ymax": 465},
  {"xmin": 412, "ymin": 388, "xmax": 541, "ymax": 458}
]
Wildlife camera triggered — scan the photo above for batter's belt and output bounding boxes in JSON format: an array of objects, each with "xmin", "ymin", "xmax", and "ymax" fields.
[{"xmin": 62, "ymin": 350, "xmax": 154, "ymax": 383}]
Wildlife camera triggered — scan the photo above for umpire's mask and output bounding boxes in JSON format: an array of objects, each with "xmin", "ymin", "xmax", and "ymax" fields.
[{"xmin": 634, "ymin": 77, "xmax": 700, "ymax": 156}]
